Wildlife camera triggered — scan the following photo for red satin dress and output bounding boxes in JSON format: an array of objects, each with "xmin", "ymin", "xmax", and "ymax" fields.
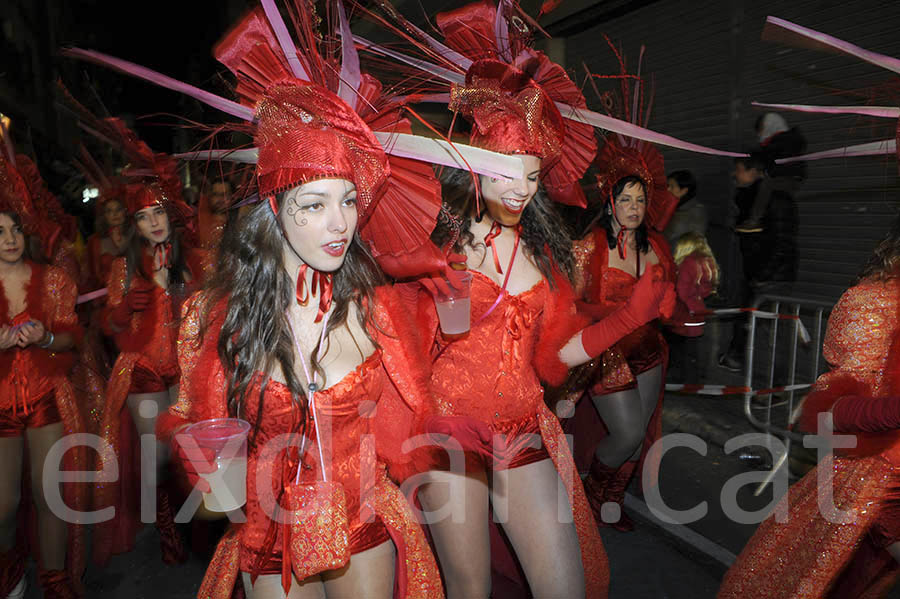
[
  {"xmin": 93, "ymin": 251, "xmax": 204, "ymax": 565},
  {"xmin": 158, "ymin": 287, "xmax": 443, "ymax": 599},
  {"xmin": 567, "ymin": 229, "xmax": 675, "ymax": 481},
  {"xmin": 0, "ymin": 261, "xmax": 88, "ymax": 593},
  {"xmin": 421, "ymin": 268, "xmax": 610, "ymax": 599},
  {"xmin": 719, "ymin": 278, "xmax": 900, "ymax": 599}
]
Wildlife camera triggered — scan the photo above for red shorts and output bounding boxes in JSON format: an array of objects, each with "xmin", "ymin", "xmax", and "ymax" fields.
[
  {"xmin": 241, "ymin": 518, "xmax": 391, "ymax": 575},
  {"xmin": 491, "ymin": 415, "xmax": 551, "ymax": 471},
  {"xmin": 129, "ymin": 361, "xmax": 179, "ymax": 394},
  {"xmin": 0, "ymin": 388, "xmax": 61, "ymax": 437}
]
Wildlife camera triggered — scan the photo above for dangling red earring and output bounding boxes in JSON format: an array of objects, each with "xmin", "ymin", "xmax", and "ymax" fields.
[{"xmin": 268, "ymin": 195, "xmax": 279, "ymax": 216}]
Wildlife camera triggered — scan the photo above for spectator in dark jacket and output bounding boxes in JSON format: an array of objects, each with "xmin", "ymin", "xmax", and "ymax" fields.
[
  {"xmin": 735, "ymin": 113, "xmax": 806, "ymax": 233},
  {"xmin": 720, "ymin": 152, "xmax": 798, "ymax": 371}
]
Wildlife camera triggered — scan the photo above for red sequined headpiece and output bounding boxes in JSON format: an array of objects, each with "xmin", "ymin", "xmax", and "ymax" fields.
[
  {"xmin": 254, "ymin": 80, "xmax": 388, "ymax": 220},
  {"xmin": 124, "ymin": 182, "xmax": 193, "ymax": 229},
  {"xmin": 432, "ymin": 1, "xmax": 597, "ymax": 207},
  {"xmin": 450, "ymin": 60, "xmax": 564, "ymax": 161}
]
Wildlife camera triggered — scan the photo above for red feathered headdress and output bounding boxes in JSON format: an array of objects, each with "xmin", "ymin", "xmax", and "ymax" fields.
[
  {"xmin": 0, "ymin": 146, "xmax": 63, "ymax": 258},
  {"xmin": 449, "ymin": 59, "xmax": 564, "ymax": 161},
  {"xmin": 594, "ymin": 138, "xmax": 677, "ymax": 232},
  {"xmin": 435, "ymin": 1, "xmax": 596, "ymax": 207},
  {"xmin": 64, "ymin": 1, "xmax": 535, "ymax": 279}
]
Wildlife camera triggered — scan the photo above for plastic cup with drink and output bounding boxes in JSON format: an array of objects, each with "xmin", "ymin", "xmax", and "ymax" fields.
[
  {"xmin": 183, "ymin": 418, "xmax": 251, "ymax": 512},
  {"xmin": 433, "ymin": 271, "xmax": 473, "ymax": 336}
]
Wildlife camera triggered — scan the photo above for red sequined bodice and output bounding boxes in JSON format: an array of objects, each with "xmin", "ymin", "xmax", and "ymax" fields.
[
  {"xmin": 240, "ymin": 350, "xmax": 386, "ymax": 554},
  {"xmin": 431, "ymin": 271, "xmax": 547, "ymax": 424}
]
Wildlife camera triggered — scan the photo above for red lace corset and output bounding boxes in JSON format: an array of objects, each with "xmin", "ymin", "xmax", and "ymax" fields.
[
  {"xmin": 240, "ymin": 350, "xmax": 385, "ymax": 553},
  {"xmin": 431, "ymin": 271, "xmax": 547, "ymax": 424}
]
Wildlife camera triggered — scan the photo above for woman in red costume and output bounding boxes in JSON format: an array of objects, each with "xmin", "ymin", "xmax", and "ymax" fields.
[
  {"xmin": 0, "ymin": 155, "xmax": 86, "ymax": 598},
  {"xmin": 162, "ymin": 86, "xmax": 448, "ymax": 596},
  {"xmin": 403, "ymin": 27, "xmax": 674, "ymax": 599},
  {"xmin": 718, "ymin": 218, "xmax": 900, "ymax": 599},
  {"xmin": 569, "ymin": 137, "xmax": 678, "ymax": 532},
  {"xmin": 94, "ymin": 181, "xmax": 201, "ymax": 566},
  {"xmin": 86, "ymin": 189, "xmax": 127, "ymax": 291},
  {"xmin": 142, "ymin": 2, "xmax": 467, "ymax": 593}
]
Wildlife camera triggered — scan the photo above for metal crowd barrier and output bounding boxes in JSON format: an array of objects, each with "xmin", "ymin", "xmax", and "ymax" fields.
[{"xmin": 741, "ymin": 293, "xmax": 834, "ymax": 492}]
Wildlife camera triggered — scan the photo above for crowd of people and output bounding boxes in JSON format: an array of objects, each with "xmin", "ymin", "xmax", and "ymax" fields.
[{"xmin": 0, "ymin": 1, "xmax": 898, "ymax": 598}]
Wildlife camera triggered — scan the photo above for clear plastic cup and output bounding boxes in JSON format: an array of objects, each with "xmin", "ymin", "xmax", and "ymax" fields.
[
  {"xmin": 433, "ymin": 271, "xmax": 473, "ymax": 335},
  {"xmin": 183, "ymin": 418, "xmax": 251, "ymax": 512}
]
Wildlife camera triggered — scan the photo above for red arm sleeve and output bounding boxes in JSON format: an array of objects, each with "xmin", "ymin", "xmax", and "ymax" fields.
[
  {"xmin": 101, "ymin": 257, "xmax": 128, "ymax": 337},
  {"xmin": 532, "ymin": 269, "xmax": 589, "ymax": 386},
  {"xmin": 831, "ymin": 395, "xmax": 900, "ymax": 433},
  {"xmin": 676, "ymin": 257, "xmax": 707, "ymax": 314},
  {"xmin": 47, "ymin": 267, "xmax": 84, "ymax": 345}
]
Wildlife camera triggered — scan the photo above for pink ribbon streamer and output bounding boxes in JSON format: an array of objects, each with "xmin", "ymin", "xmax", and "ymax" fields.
[
  {"xmin": 766, "ymin": 16, "xmax": 900, "ymax": 76},
  {"xmin": 336, "ymin": 0, "xmax": 362, "ymax": 109},
  {"xmin": 775, "ymin": 138, "xmax": 896, "ymax": 164},
  {"xmin": 76, "ymin": 288, "xmax": 108, "ymax": 305},
  {"xmin": 63, "ymin": 48, "xmax": 255, "ymax": 122},
  {"xmin": 752, "ymin": 101, "xmax": 900, "ymax": 119},
  {"xmin": 259, "ymin": 0, "xmax": 309, "ymax": 82}
]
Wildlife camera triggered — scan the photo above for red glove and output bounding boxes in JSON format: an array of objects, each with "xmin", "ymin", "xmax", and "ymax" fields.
[
  {"xmin": 831, "ymin": 395, "xmax": 900, "ymax": 434},
  {"xmin": 171, "ymin": 433, "xmax": 217, "ymax": 493},
  {"xmin": 419, "ymin": 252, "xmax": 468, "ymax": 297},
  {"xmin": 580, "ymin": 267, "xmax": 674, "ymax": 358},
  {"xmin": 110, "ymin": 285, "xmax": 152, "ymax": 329},
  {"xmin": 424, "ymin": 415, "xmax": 494, "ymax": 457}
]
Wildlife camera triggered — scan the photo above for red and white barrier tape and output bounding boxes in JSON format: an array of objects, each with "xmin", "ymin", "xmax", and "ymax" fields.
[
  {"xmin": 76, "ymin": 287, "xmax": 108, "ymax": 305},
  {"xmin": 675, "ymin": 307, "xmax": 811, "ymax": 343},
  {"xmin": 665, "ymin": 383, "xmax": 812, "ymax": 396}
]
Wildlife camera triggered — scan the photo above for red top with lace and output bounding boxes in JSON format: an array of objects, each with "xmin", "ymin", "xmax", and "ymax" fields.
[
  {"xmin": 432, "ymin": 271, "xmax": 549, "ymax": 425},
  {"xmin": 415, "ymin": 265, "xmax": 609, "ymax": 598},
  {"xmin": 238, "ymin": 351, "xmax": 390, "ymax": 570},
  {"xmin": 102, "ymin": 250, "xmax": 204, "ymax": 363},
  {"xmin": 0, "ymin": 261, "xmax": 83, "ymax": 404},
  {"xmin": 573, "ymin": 228, "xmax": 676, "ymax": 392}
]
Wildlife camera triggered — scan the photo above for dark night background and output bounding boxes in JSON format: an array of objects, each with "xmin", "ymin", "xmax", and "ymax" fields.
[{"xmin": 3, "ymin": 0, "xmax": 900, "ymax": 304}]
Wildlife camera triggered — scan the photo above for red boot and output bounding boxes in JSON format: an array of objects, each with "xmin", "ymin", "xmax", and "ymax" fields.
[
  {"xmin": 583, "ymin": 458, "xmax": 616, "ymax": 527},
  {"xmin": 604, "ymin": 461, "xmax": 638, "ymax": 532},
  {"xmin": 0, "ymin": 546, "xmax": 25, "ymax": 598},
  {"xmin": 156, "ymin": 487, "xmax": 187, "ymax": 565},
  {"xmin": 38, "ymin": 569, "xmax": 78, "ymax": 599}
]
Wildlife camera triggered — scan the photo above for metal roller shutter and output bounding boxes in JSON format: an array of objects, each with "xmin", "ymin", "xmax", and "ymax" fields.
[{"xmin": 559, "ymin": 0, "xmax": 900, "ymax": 305}]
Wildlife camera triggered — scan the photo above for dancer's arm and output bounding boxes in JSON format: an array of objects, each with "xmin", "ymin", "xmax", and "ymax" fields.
[{"xmin": 559, "ymin": 267, "xmax": 674, "ymax": 368}]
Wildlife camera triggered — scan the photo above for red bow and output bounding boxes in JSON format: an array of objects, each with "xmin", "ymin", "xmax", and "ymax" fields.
[
  {"xmin": 296, "ymin": 264, "xmax": 333, "ymax": 324},
  {"xmin": 616, "ymin": 227, "xmax": 627, "ymax": 260},
  {"xmin": 483, "ymin": 222, "xmax": 522, "ymax": 275},
  {"xmin": 152, "ymin": 241, "xmax": 173, "ymax": 271}
]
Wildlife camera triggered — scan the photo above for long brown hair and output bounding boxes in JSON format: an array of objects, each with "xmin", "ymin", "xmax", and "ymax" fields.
[
  {"xmin": 0, "ymin": 210, "xmax": 45, "ymax": 264},
  {"xmin": 199, "ymin": 193, "xmax": 384, "ymax": 439},
  {"xmin": 122, "ymin": 206, "xmax": 189, "ymax": 291},
  {"xmin": 857, "ymin": 215, "xmax": 900, "ymax": 283},
  {"xmin": 431, "ymin": 168, "xmax": 574, "ymax": 286}
]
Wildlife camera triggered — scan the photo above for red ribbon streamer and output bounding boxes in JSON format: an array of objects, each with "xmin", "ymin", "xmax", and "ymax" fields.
[{"xmin": 296, "ymin": 264, "xmax": 333, "ymax": 324}]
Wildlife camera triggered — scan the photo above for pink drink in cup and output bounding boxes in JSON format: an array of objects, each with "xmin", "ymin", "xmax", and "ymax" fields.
[
  {"xmin": 184, "ymin": 418, "xmax": 251, "ymax": 512},
  {"xmin": 434, "ymin": 271, "xmax": 473, "ymax": 335}
]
